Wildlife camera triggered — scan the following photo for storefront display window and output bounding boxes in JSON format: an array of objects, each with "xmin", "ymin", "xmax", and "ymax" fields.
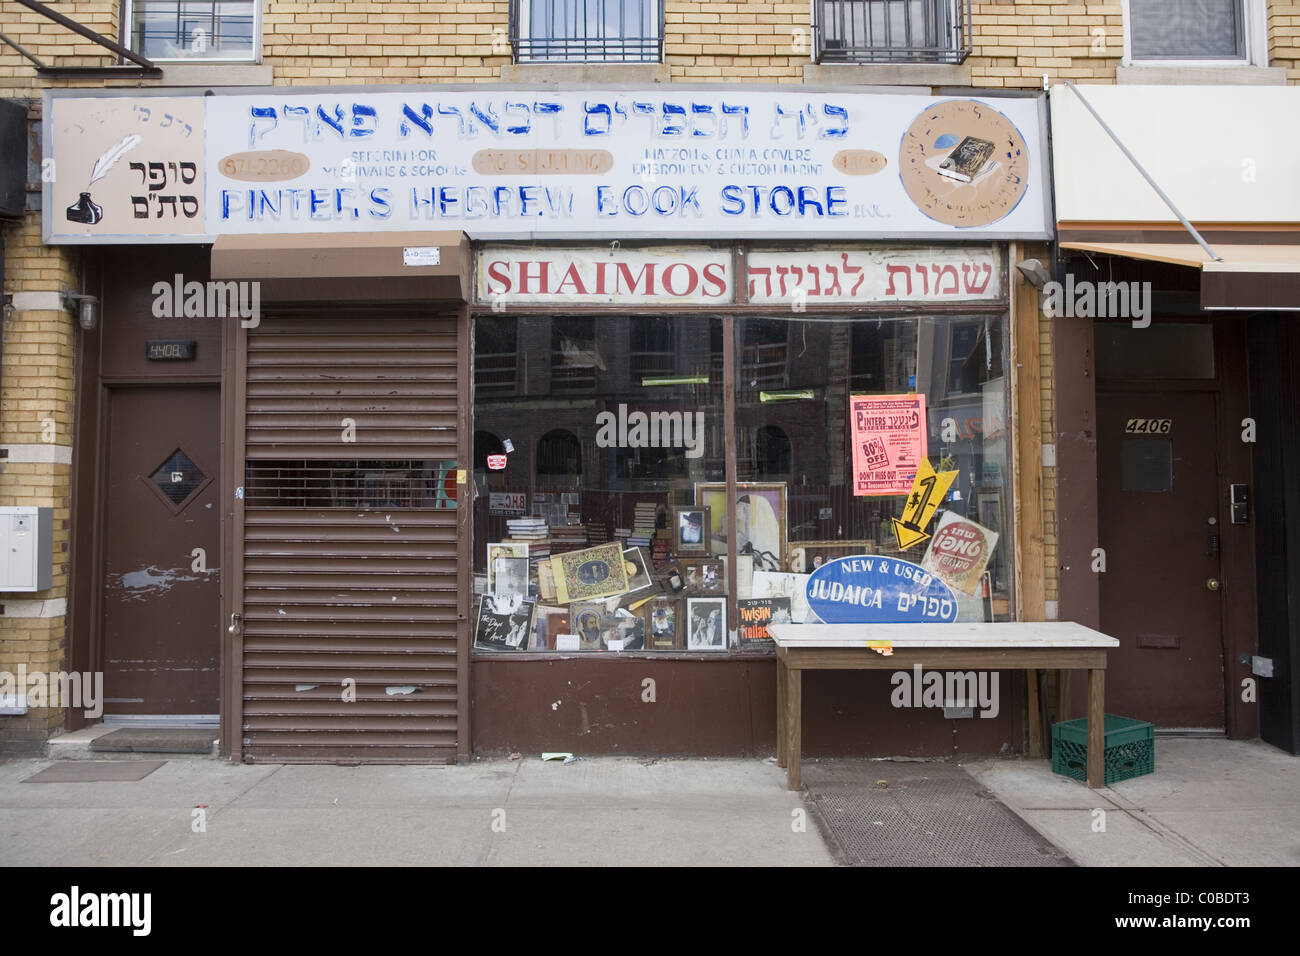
[
  {"xmin": 736, "ymin": 314, "xmax": 1013, "ymax": 621},
  {"xmin": 472, "ymin": 313, "xmax": 725, "ymax": 652},
  {"xmin": 472, "ymin": 302, "xmax": 1014, "ymax": 654}
]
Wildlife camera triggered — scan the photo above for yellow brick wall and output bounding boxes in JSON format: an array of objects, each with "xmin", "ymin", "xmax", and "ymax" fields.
[
  {"xmin": 666, "ymin": 0, "xmax": 805, "ymax": 82},
  {"xmin": 968, "ymin": 1, "xmax": 1124, "ymax": 88},
  {"xmin": 1, "ymin": 0, "xmax": 1296, "ymax": 93},
  {"xmin": 1272, "ymin": 2, "xmax": 1300, "ymax": 83},
  {"xmin": 0, "ymin": 217, "xmax": 77, "ymax": 752},
  {"xmin": 0, "ymin": 1, "xmax": 118, "ymax": 89}
]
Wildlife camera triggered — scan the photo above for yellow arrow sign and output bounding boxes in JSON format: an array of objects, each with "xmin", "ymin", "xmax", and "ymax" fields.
[{"xmin": 890, "ymin": 458, "xmax": 958, "ymax": 550}]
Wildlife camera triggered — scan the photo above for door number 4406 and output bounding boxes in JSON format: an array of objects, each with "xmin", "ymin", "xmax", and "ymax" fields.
[{"xmin": 1125, "ymin": 418, "xmax": 1171, "ymax": 434}]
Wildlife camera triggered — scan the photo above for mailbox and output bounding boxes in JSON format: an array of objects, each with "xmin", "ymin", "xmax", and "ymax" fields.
[{"xmin": 0, "ymin": 507, "xmax": 53, "ymax": 592}]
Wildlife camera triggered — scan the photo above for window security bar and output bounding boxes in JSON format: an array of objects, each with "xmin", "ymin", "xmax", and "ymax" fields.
[{"xmin": 812, "ymin": 0, "xmax": 971, "ymax": 65}]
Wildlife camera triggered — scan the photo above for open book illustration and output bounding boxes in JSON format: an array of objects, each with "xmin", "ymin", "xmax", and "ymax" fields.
[{"xmin": 928, "ymin": 135, "xmax": 999, "ymax": 185}]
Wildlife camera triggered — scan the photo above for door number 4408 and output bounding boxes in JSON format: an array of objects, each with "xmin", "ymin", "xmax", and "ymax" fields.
[{"xmin": 1125, "ymin": 418, "xmax": 1172, "ymax": 434}]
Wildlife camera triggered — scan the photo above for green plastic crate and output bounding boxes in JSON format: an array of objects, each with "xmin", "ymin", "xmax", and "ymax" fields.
[{"xmin": 1051, "ymin": 714, "xmax": 1154, "ymax": 785}]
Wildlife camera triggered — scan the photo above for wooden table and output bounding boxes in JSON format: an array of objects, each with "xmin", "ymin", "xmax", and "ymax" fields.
[{"xmin": 769, "ymin": 622, "xmax": 1120, "ymax": 790}]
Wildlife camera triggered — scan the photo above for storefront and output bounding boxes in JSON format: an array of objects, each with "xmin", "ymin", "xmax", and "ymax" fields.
[
  {"xmin": 46, "ymin": 85, "xmax": 1053, "ymax": 761},
  {"xmin": 1050, "ymin": 84, "xmax": 1300, "ymax": 752},
  {"xmin": 468, "ymin": 242, "xmax": 1025, "ymax": 753}
]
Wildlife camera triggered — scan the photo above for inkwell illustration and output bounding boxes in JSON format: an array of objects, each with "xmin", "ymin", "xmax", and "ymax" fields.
[{"xmin": 66, "ymin": 133, "xmax": 142, "ymax": 225}]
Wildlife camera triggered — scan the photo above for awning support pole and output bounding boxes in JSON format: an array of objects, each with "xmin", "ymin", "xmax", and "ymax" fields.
[{"xmin": 1062, "ymin": 81, "xmax": 1222, "ymax": 262}]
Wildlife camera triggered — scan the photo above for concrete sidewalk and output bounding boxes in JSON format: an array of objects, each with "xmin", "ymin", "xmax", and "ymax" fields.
[
  {"xmin": 0, "ymin": 755, "xmax": 833, "ymax": 867},
  {"xmin": 0, "ymin": 738, "xmax": 1295, "ymax": 866},
  {"xmin": 964, "ymin": 738, "xmax": 1300, "ymax": 867}
]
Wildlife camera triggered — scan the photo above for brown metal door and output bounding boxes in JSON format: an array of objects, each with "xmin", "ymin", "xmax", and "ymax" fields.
[
  {"xmin": 237, "ymin": 314, "xmax": 460, "ymax": 763},
  {"xmin": 1097, "ymin": 390, "xmax": 1225, "ymax": 728},
  {"xmin": 103, "ymin": 385, "xmax": 220, "ymax": 714}
]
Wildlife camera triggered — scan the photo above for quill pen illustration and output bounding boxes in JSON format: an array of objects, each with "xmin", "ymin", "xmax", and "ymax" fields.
[{"xmin": 86, "ymin": 134, "xmax": 142, "ymax": 188}]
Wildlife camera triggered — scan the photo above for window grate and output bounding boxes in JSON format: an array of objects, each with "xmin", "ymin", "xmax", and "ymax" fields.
[
  {"xmin": 151, "ymin": 448, "xmax": 206, "ymax": 507},
  {"xmin": 813, "ymin": 0, "xmax": 971, "ymax": 65},
  {"xmin": 244, "ymin": 460, "xmax": 453, "ymax": 509},
  {"xmin": 129, "ymin": 0, "xmax": 257, "ymax": 61},
  {"xmin": 511, "ymin": 0, "xmax": 663, "ymax": 63}
]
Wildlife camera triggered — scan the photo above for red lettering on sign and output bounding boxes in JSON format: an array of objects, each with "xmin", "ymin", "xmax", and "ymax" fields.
[
  {"xmin": 486, "ymin": 259, "xmax": 511, "ymax": 294},
  {"xmin": 555, "ymin": 262, "xmax": 588, "ymax": 296}
]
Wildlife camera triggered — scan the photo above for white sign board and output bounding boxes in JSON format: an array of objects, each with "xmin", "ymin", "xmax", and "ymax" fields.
[
  {"xmin": 45, "ymin": 88, "xmax": 1050, "ymax": 243},
  {"xmin": 746, "ymin": 246, "xmax": 1000, "ymax": 304},
  {"xmin": 478, "ymin": 246, "xmax": 732, "ymax": 305},
  {"xmin": 1050, "ymin": 84, "xmax": 1300, "ymax": 225}
]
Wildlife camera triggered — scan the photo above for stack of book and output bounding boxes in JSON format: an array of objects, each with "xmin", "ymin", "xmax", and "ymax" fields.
[
  {"xmin": 505, "ymin": 517, "xmax": 548, "ymax": 540},
  {"xmin": 550, "ymin": 524, "xmax": 589, "ymax": 552},
  {"xmin": 613, "ymin": 526, "xmax": 632, "ymax": 542},
  {"xmin": 522, "ymin": 538, "xmax": 550, "ymax": 572},
  {"xmin": 627, "ymin": 501, "xmax": 658, "ymax": 546},
  {"xmin": 651, "ymin": 537, "xmax": 671, "ymax": 568}
]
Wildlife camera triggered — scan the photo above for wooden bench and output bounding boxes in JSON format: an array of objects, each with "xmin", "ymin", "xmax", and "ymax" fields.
[{"xmin": 768, "ymin": 622, "xmax": 1120, "ymax": 790}]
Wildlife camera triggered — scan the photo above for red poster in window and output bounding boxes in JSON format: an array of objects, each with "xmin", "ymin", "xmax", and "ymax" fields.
[
  {"xmin": 849, "ymin": 394, "xmax": 928, "ymax": 496},
  {"xmin": 487, "ymin": 454, "xmax": 507, "ymax": 471}
]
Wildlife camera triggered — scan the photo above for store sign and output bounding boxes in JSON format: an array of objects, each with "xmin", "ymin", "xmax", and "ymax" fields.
[
  {"xmin": 849, "ymin": 394, "xmax": 928, "ymax": 497},
  {"xmin": 486, "ymin": 454, "xmax": 507, "ymax": 471},
  {"xmin": 44, "ymin": 89, "xmax": 1048, "ymax": 243},
  {"xmin": 403, "ymin": 246, "xmax": 440, "ymax": 266},
  {"xmin": 489, "ymin": 491, "xmax": 526, "ymax": 516},
  {"xmin": 478, "ymin": 247, "xmax": 731, "ymax": 305},
  {"xmin": 747, "ymin": 246, "xmax": 1000, "ymax": 304},
  {"xmin": 805, "ymin": 555, "xmax": 958, "ymax": 624}
]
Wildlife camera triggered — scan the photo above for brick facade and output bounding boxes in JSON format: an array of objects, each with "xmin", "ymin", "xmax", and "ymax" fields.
[
  {"xmin": 0, "ymin": 218, "xmax": 76, "ymax": 753},
  {"xmin": 0, "ymin": 1, "xmax": 1293, "ymax": 749}
]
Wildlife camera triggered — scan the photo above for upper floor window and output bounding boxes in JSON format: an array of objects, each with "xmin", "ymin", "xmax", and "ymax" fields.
[
  {"xmin": 511, "ymin": 0, "xmax": 663, "ymax": 62},
  {"xmin": 1124, "ymin": 0, "xmax": 1263, "ymax": 63},
  {"xmin": 813, "ymin": 0, "xmax": 971, "ymax": 65},
  {"xmin": 127, "ymin": 0, "xmax": 259, "ymax": 62}
]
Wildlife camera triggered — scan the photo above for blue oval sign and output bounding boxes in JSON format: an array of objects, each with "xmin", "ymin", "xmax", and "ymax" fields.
[{"xmin": 805, "ymin": 555, "xmax": 958, "ymax": 624}]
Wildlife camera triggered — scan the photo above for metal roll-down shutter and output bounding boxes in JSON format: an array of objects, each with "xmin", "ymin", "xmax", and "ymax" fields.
[{"xmin": 240, "ymin": 314, "xmax": 460, "ymax": 763}]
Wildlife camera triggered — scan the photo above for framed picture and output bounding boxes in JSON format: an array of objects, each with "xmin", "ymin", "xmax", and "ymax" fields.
[
  {"xmin": 694, "ymin": 482, "xmax": 787, "ymax": 572},
  {"xmin": 680, "ymin": 558, "xmax": 727, "ymax": 596},
  {"xmin": 663, "ymin": 561, "xmax": 687, "ymax": 594},
  {"xmin": 686, "ymin": 597, "xmax": 727, "ymax": 651},
  {"xmin": 569, "ymin": 601, "xmax": 608, "ymax": 650},
  {"xmin": 622, "ymin": 546, "xmax": 655, "ymax": 594},
  {"xmin": 604, "ymin": 609, "xmax": 646, "ymax": 651},
  {"xmin": 486, "ymin": 541, "xmax": 528, "ymax": 592},
  {"xmin": 672, "ymin": 505, "xmax": 711, "ymax": 556},
  {"xmin": 491, "ymin": 555, "xmax": 529, "ymax": 599},
  {"xmin": 643, "ymin": 596, "xmax": 681, "ymax": 650},
  {"xmin": 474, "ymin": 594, "xmax": 536, "ymax": 652}
]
